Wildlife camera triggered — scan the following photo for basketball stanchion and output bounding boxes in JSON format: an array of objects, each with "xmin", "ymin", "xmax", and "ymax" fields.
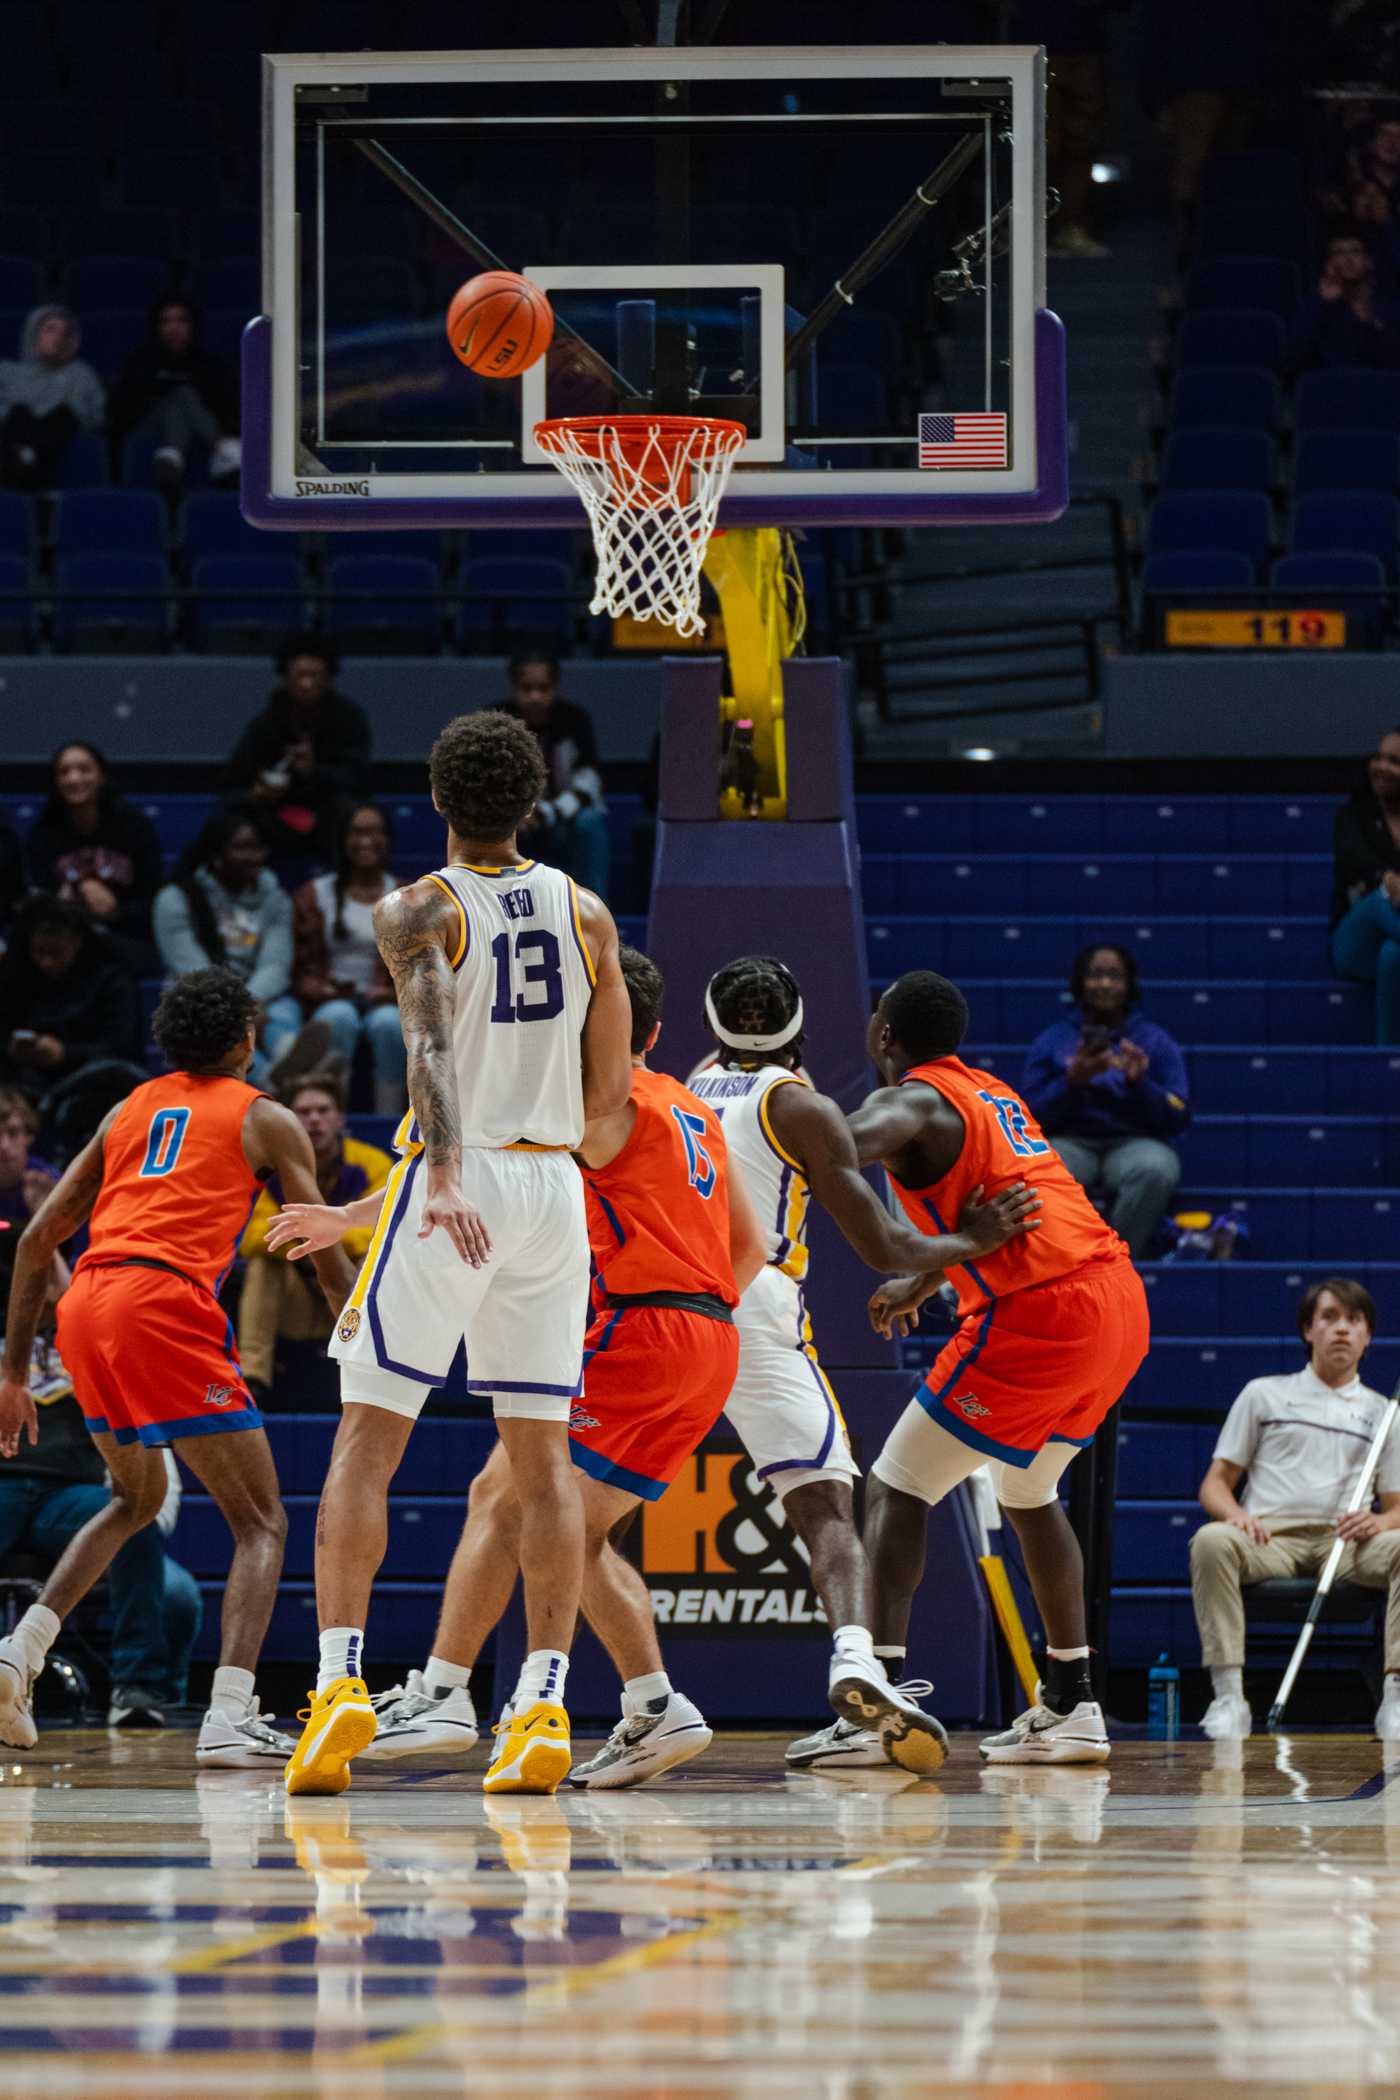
[{"xmin": 1265, "ymin": 1381, "xmax": 1400, "ymax": 1732}]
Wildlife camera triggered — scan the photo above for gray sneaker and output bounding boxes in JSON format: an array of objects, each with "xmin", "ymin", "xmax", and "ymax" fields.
[
  {"xmin": 785, "ymin": 1717, "xmax": 887, "ymax": 1770},
  {"xmin": 569, "ymin": 1692, "xmax": 711, "ymax": 1789},
  {"xmin": 107, "ymin": 1686, "xmax": 165, "ymax": 1729},
  {"xmin": 979, "ymin": 1698, "xmax": 1110, "ymax": 1765},
  {"xmin": 828, "ymin": 1666, "xmax": 949, "ymax": 1776},
  {"xmin": 361, "ymin": 1670, "xmax": 480, "ymax": 1759}
]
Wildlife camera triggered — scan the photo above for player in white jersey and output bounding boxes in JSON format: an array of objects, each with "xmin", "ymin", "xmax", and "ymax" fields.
[
  {"xmin": 284, "ymin": 710, "xmax": 632, "ymax": 1799},
  {"xmin": 689, "ymin": 956, "xmax": 1038, "ymax": 1771}
]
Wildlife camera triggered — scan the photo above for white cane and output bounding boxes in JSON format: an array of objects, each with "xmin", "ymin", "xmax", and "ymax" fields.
[{"xmin": 1265, "ymin": 1384, "xmax": 1400, "ymax": 1731}]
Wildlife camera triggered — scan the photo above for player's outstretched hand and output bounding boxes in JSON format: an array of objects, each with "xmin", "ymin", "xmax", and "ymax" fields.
[
  {"xmin": 959, "ymin": 1180, "xmax": 1042, "ymax": 1253},
  {"xmin": 420, "ymin": 1185, "xmax": 492, "ymax": 1268},
  {"xmin": 0, "ymin": 1376, "xmax": 38, "ymax": 1458},
  {"xmin": 265, "ymin": 1202, "xmax": 349, "ymax": 1260},
  {"xmin": 868, "ymin": 1275, "xmax": 934, "ymax": 1339}
]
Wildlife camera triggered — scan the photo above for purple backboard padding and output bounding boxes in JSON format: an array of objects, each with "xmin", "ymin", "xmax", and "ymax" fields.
[{"xmin": 242, "ymin": 309, "xmax": 1069, "ymax": 532}]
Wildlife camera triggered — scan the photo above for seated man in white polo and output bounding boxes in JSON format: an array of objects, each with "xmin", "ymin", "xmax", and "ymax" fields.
[{"xmin": 1190, "ymin": 1276, "xmax": 1400, "ymax": 1741}]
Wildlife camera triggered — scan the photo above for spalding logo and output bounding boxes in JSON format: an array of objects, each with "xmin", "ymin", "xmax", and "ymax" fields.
[
  {"xmin": 338, "ymin": 1307, "xmax": 362, "ymax": 1342},
  {"xmin": 295, "ymin": 479, "xmax": 370, "ymax": 497}
]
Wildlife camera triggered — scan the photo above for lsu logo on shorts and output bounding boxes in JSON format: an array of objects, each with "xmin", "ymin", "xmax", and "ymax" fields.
[{"xmin": 338, "ymin": 1307, "xmax": 361, "ymax": 1344}]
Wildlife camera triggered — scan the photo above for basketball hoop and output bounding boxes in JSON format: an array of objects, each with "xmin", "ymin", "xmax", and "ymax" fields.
[{"xmin": 533, "ymin": 414, "xmax": 747, "ymax": 638}]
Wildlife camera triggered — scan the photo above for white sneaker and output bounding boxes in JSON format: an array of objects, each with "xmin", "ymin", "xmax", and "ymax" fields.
[
  {"xmin": 210, "ymin": 435, "xmax": 241, "ymax": 482},
  {"xmin": 828, "ymin": 1661, "xmax": 949, "ymax": 1776},
  {"xmin": 569, "ymin": 1692, "xmax": 711, "ymax": 1789},
  {"xmin": 785, "ymin": 1717, "xmax": 887, "ymax": 1770},
  {"xmin": 0, "ymin": 1641, "xmax": 37, "ymax": 1750},
  {"xmin": 980, "ymin": 1698, "xmax": 1110, "ymax": 1764},
  {"xmin": 196, "ymin": 1697, "xmax": 298, "ymax": 1766},
  {"xmin": 1374, "ymin": 1686, "xmax": 1400, "ymax": 1742},
  {"xmin": 360, "ymin": 1670, "xmax": 480, "ymax": 1759},
  {"xmin": 1201, "ymin": 1693, "xmax": 1252, "ymax": 1741}
]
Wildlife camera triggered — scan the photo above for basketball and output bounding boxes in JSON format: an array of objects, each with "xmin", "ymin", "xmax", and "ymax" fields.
[{"xmin": 446, "ymin": 270, "xmax": 554, "ymax": 378}]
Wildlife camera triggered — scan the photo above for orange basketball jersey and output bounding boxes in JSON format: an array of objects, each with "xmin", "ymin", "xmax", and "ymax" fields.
[
  {"xmin": 583, "ymin": 1067, "xmax": 737, "ymax": 1306},
  {"xmin": 77, "ymin": 1072, "xmax": 265, "ymax": 1297},
  {"xmin": 888, "ymin": 1055, "xmax": 1124, "ymax": 1317}
]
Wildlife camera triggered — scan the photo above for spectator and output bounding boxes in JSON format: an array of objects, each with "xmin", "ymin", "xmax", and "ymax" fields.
[
  {"xmin": 235, "ymin": 1069, "xmax": 392, "ymax": 1403},
  {"xmin": 152, "ymin": 810, "xmax": 324, "ymax": 1087},
  {"xmin": 1141, "ymin": 0, "xmax": 1264, "ymax": 234},
  {"xmin": 0, "ymin": 1236, "xmax": 200, "ymax": 1727},
  {"xmin": 24, "ymin": 741, "xmax": 163, "ymax": 975},
  {"xmin": 1288, "ymin": 224, "xmax": 1400, "ymax": 371},
  {"xmin": 0, "ymin": 305, "xmax": 105, "ymax": 490},
  {"xmin": 108, "ymin": 296, "xmax": 240, "ymax": 493},
  {"xmin": 493, "ymin": 650, "xmax": 610, "ymax": 896},
  {"xmin": 291, "ymin": 802, "xmax": 405, "ymax": 1117},
  {"xmin": 224, "ymin": 635, "xmax": 372, "ymax": 867},
  {"xmin": 1015, "ymin": 2, "xmax": 1129, "ymax": 258},
  {"xmin": 0, "ymin": 894, "xmax": 141, "ymax": 1109},
  {"xmin": 1190, "ymin": 1277, "xmax": 1400, "ymax": 1743},
  {"xmin": 1332, "ymin": 724, "xmax": 1400, "ymax": 1043},
  {"xmin": 0, "ymin": 1088, "xmax": 56, "ymax": 1235},
  {"xmin": 1021, "ymin": 942, "xmax": 1190, "ymax": 1258}
]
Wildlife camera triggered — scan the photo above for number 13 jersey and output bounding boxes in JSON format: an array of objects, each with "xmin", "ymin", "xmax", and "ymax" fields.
[
  {"xmin": 421, "ymin": 858, "xmax": 595, "ymax": 1150},
  {"xmin": 889, "ymin": 1055, "xmax": 1126, "ymax": 1319}
]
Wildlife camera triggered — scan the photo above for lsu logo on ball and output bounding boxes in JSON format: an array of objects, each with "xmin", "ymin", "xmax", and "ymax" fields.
[{"xmin": 338, "ymin": 1308, "xmax": 361, "ymax": 1343}]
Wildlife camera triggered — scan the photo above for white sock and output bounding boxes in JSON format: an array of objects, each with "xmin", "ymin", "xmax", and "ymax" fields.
[
  {"xmin": 622, "ymin": 1670, "xmax": 671, "ymax": 1715},
  {"xmin": 424, "ymin": 1655, "xmax": 472, "ymax": 1697},
  {"xmin": 513, "ymin": 1649, "xmax": 568, "ymax": 1707},
  {"xmin": 833, "ymin": 1624, "xmax": 877, "ymax": 1663},
  {"xmin": 211, "ymin": 1666, "xmax": 255, "ymax": 1716},
  {"xmin": 1210, "ymin": 1666, "xmax": 1243, "ymax": 1701},
  {"xmin": 1046, "ymin": 1644, "xmax": 1091, "ymax": 1661},
  {"xmin": 317, "ymin": 1627, "xmax": 364, "ymax": 1693},
  {"xmin": 9, "ymin": 1605, "xmax": 59, "ymax": 1676},
  {"xmin": 1385, "ymin": 1672, "xmax": 1400, "ymax": 1697}
]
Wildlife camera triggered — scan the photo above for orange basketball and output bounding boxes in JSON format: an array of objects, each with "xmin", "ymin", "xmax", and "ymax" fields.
[{"xmin": 446, "ymin": 271, "xmax": 554, "ymax": 378}]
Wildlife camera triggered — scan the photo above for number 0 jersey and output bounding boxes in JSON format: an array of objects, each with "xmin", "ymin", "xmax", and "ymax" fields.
[
  {"xmin": 417, "ymin": 858, "xmax": 595, "ymax": 1151},
  {"xmin": 888, "ymin": 1055, "xmax": 1125, "ymax": 1318},
  {"xmin": 582, "ymin": 1067, "xmax": 737, "ymax": 1307},
  {"xmin": 76, "ymin": 1071, "xmax": 264, "ymax": 1295}
]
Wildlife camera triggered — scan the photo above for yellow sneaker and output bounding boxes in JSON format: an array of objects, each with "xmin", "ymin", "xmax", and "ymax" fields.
[
  {"xmin": 482, "ymin": 1698, "xmax": 572, "ymax": 1795},
  {"xmin": 283, "ymin": 1677, "xmax": 377, "ymax": 1797}
]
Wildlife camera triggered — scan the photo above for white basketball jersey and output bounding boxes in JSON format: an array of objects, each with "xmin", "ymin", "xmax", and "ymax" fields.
[
  {"xmin": 411, "ymin": 859, "xmax": 594, "ymax": 1150},
  {"xmin": 687, "ymin": 1061, "xmax": 811, "ymax": 1283}
]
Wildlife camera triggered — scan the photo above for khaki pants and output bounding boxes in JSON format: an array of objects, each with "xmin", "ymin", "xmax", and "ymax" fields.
[
  {"xmin": 237, "ymin": 1254, "xmax": 332, "ymax": 1389},
  {"xmin": 1190, "ymin": 1518, "xmax": 1400, "ymax": 1673}
]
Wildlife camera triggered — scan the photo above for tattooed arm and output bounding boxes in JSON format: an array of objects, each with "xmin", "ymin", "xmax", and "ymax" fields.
[
  {"xmin": 374, "ymin": 878, "xmax": 490, "ymax": 1267},
  {"xmin": 0, "ymin": 1109, "xmax": 116, "ymax": 1455}
]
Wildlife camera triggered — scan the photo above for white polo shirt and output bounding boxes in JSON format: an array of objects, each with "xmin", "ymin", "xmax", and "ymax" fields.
[{"xmin": 1214, "ymin": 1366, "xmax": 1400, "ymax": 1519}]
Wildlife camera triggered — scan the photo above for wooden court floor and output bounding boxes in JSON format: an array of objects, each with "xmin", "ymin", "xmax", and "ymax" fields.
[{"xmin": 1, "ymin": 1730, "xmax": 1398, "ymax": 2098}]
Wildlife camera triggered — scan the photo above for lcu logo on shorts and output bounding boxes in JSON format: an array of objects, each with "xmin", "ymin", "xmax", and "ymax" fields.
[
  {"xmin": 203, "ymin": 1382, "xmax": 237, "ymax": 1409},
  {"xmin": 569, "ymin": 1405, "xmax": 600, "ymax": 1432},
  {"xmin": 953, "ymin": 1394, "xmax": 990, "ymax": 1419}
]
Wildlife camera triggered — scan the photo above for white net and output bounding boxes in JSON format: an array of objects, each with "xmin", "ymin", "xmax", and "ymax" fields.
[{"xmin": 533, "ymin": 415, "xmax": 747, "ymax": 638}]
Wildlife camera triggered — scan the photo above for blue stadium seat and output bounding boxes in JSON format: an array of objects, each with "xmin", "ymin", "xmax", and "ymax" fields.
[
  {"xmin": 1198, "ymin": 201, "xmax": 1310, "ymax": 261},
  {"xmin": 1296, "ymin": 369, "xmax": 1400, "ymax": 434},
  {"xmin": 47, "ymin": 431, "xmax": 112, "ymax": 489},
  {"xmin": 814, "ymin": 362, "xmax": 891, "ymax": 430},
  {"xmin": 1270, "ymin": 553, "xmax": 1389, "ymax": 643},
  {"xmin": 1158, "ymin": 429, "xmax": 1273, "ymax": 494},
  {"xmin": 1116, "ymin": 1423, "xmax": 1215, "ymax": 1499},
  {"xmin": 1224, "ymin": 796, "xmax": 1334, "ymax": 851},
  {"xmin": 325, "ymin": 554, "xmax": 442, "ymax": 652},
  {"xmin": 1181, "ymin": 257, "xmax": 1301, "ymax": 321},
  {"xmin": 52, "ymin": 552, "xmax": 171, "ymax": 650},
  {"xmin": 68, "ymin": 208, "xmax": 180, "ymax": 261},
  {"xmin": 53, "ymin": 489, "xmax": 166, "ymax": 558},
  {"xmin": 179, "ymin": 493, "xmax": 286, "ymax": 563},
  {"xmin": 1167, "ymin": 365, "xmax": 1280, "ymax": 432},
  {"xmin": 1199, "ymin": 152, "xmax": 1302, "ymax": 203},
  {"xmin": 125, "ymin": 148, "xmax": 222, "ymax": 211},
  {"xmin": 457, "ymin": 556, "xmax": 575, "ymax": 647},
  {"xmin": 0, "ymin": 207, "xmax": 50, "ymax": 259},
  {"xmin": 0, "ymin": 256, "xmax": 46, "ymax": 308},
  {"xmin": 1146, "ymin": 493, "xmax": 1273, "ymax": 578},
  {"xmin": 189, "ymin": 207, "xmax": 260, "ymax": 260},
  {"xmin": 1293, "ymin": 430, "xmax": 1400, "ymax": 497},
  {"xmin": 1141, "ymin": 551, "xmax": 1255, "ymax": 599},
  {"xmin": 186, "ymin": 256, "xmax": 261, "ymax": 312},
  {"xmin": 117, "ymin": 102, "xmax": 220, "ymax": 157},
  {"xmin": 0, "ymin": 491, "xmax": 33, "ymax": 559},
  {"xmin": 76, "ymin": 307, "xmax": 146, "ymax": 380},
  {"xmin": 0, "ymin": 102, "xmax": 86, "ymax": 154},
  {"xmin": 1289, "ymin": 494, "xmax": 1400, "ymax": 583},
  {"xmin": 188, "ymin": 554, "xmax": 307, "ymax": 650},
  {"xmin": 1175, "ymin": 308, "xmax": 1286, "ymax": 372},
  {"xmin": 65, "ymin": 254, "xmax": 174, "ymax": 313},
  {"xmin": 310, "ymin": 530, "xmax": 445, "ymax": 570},
  {"xmin": 0, "ymin": 553, "xmax": 34, "ymax": 648},
  {"xmin": 6, "ymin": 149, "xmax": 102, "ymax": 207}
]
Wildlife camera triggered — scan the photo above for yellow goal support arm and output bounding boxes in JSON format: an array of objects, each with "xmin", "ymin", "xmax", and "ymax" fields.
[{"xmin": 701, "ymin": 526, "xmax": 805, "ymax": 822}]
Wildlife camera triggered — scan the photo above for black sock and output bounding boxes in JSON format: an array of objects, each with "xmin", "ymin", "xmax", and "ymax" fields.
[
  {"xmin": 1043, "ymin": 1654, "xmax": 1093, "ymax": 1713},
  {"xmin": 874, "ymin": 1645, "xmax": 907, "ymax": 1681}
]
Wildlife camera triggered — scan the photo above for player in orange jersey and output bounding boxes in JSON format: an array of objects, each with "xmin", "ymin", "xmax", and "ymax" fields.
[
  {"xmin": 848, "ymin": 971, "xmax": 1150, "ymax": 1768},
  {"xmin": 0, "ymin": 967, "xmax": 355, "ymax": 1763}
]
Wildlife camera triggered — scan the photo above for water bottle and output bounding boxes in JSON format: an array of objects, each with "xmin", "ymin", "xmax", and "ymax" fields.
[{"xmin": 1147, "ymin": 1652, "xmax": 1180, "ymax": 1740}]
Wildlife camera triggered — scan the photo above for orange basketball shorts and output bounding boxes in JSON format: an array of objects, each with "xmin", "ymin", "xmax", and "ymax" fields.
[
  {"xmin": 568, "ymin": 1300, "xmax": 740, "ymax": 1501},
  {"xmin": 917, "ymin": 1252, "xmax": 1150, "ymax": 1466},
  {"xmin": 56, "ymin": 1261, "xmax": 262, "ymax": 1447}
]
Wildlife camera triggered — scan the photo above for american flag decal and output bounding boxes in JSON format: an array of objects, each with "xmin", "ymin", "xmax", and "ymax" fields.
[{"xmin": 918, "ymin": 412, "xmax": 1008, "ymax": 468}]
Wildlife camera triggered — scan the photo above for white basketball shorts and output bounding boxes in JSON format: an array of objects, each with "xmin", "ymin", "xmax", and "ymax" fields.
[
  {"xmin": 330, "ymin": 1147, "xmax": 589, "ymax": 1424},
  {"xmin": 719, "ymin": 1265, "xmax": 858, "ymax": 1500}
]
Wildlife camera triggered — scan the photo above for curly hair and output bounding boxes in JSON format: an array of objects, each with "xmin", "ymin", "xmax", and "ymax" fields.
[
  {"xmin": 706, "ymin": 954, "xmax": 803, "ymax": 1067},
  {"xmin": 152, "ymin": 967, "xmax": 258, "ymax": 1073},
  {"xmin": 879, "ymin": 971, "xmax": 970, "ymax": 1062},
  {"xmin": 430, "ymin": 710, "xmax": 546, "ymax": 843},
  {"xmin": 619, "ymin": 945, "xmax": 664, "ymax": 1054}
]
